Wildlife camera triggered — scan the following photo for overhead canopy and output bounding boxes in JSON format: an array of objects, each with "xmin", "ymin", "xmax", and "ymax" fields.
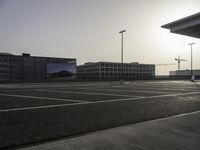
[{"xmin": 161, "ymin": 12, "xmax": 200, "ymax": 38}]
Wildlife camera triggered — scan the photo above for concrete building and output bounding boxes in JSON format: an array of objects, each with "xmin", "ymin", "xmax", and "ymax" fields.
[
  {"xmin": 169, "ymin": 70, "xmax": 200, "ymax": 76},
  {"xmin": 77, "ymin": 62, "xmax": 155, "ymax": 80},
  {"xmin": 0, "ymin": 53, "xmax": 76, "ymax": 82}
]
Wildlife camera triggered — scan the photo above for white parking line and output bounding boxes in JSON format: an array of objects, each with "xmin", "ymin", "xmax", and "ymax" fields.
[
  {"xmin": 1, "ymin": 91, "xmax": 200, "ymax": 112},
  {"xmin": 108, "ymin": 86, "xmax": 199, "ymax": 92},
  {"xmin": 111, "ymin": 84, "xmax": 134, "ymax": 88},
  {"xmin": 0, "ymin": 83, "xmax": 110, "ymax": 90},
  {"xmin": 105, "ymin": 91, "xmax": 200, "ymax": 102},
  {"xmin": 0, "ymin": 93, "xmax": 88, "ymax": 103},
  {"xmin": 128, "ymin": 85, "xmax": 199, "ymax": 90},
  {"xmin": 35, "ymin": 89, "xmax": 142, "ymax": 98},
  {"xmin": 0, "ymin": 102, "xmax": 86, "ymax": 112},
  {"xmin": 78, "ymin": 87, "xmax": 169, "ymax": 94}
]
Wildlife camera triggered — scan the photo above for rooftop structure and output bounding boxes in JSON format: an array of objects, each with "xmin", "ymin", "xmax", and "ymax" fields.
[{"xmin": 161, "ymin": 12, "xmax": 200, "ymax": 38}]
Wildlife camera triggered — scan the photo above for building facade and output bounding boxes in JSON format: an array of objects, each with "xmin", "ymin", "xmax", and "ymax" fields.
[
  {"xmin": 169, "ymin": 70, "xmax": 200, "ymax": 76},
  {"xmin": 77, "ymin": 62, "xmax": 155, "ymax": 80},
  {"xmin": 0, "ymin": 53, "xmax": 76, "ymax": 82}
]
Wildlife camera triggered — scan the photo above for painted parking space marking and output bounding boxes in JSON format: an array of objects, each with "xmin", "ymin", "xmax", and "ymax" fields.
[
  {"xmin": 0, "ymin": 83, "xmax": 111, "ymax": 90},
  {"xmin": 107, "ymin": 86, "xmax": 199, "ymax": 92},
  {"xmin": 0, "ymin": 102, "xmax": 86, "ymax": 112},
  {"xmin": 0, "ymin": 93, "xmax": 88, "ymax": 103},
  {"xmin": 1, "ymin": 91, "xmax": 200, "ymax": 112},
  {"xmin": 78, "ymin": 87, "xmax": 170, "ymax": 94},
  {"xmin": 126, "ymin": 84, "xmax": 199, "ymax": 90},
  {"xmin": 35, "ymin": 89, "xmax": 142, "ymax": 98}
]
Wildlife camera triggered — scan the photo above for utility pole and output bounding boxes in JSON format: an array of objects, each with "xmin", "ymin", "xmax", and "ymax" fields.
[
  {"xmin": 119, "ymin": 30, "xmax": 126, "ymax": 80},
  {"xmin": 188, "ymin": 43, "xmax": 195, "ymax": 78}
]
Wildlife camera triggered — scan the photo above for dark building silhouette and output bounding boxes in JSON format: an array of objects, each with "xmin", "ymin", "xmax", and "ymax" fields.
[
  {"xmin": 0, "ymin": 53, "xmax": 76, "ymax": 82},
  {"xmin": 77, "ymin": 62, "xmax": 155, "ymax": 80}
]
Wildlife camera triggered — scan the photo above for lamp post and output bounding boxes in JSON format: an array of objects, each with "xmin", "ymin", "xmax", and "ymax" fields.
[
  {"xmin": 188, "ymin": 43, "xmax": 195, "ymax": 78},
  {"xmin": 119, "ymin": 30, "xmax": 126, "ymax": 80}
]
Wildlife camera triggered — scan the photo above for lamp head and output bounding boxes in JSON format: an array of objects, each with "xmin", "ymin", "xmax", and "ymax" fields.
[
  {"xmin": 188, "ymin": 43, "xmax": 195, "ymax": 45},
  {"xmin": 119, "ymin": 30, "xmax": 126, "ymax": 33}
]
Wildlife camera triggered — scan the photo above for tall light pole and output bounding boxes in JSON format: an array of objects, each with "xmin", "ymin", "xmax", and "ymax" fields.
[
  {"xmin": 188, "ymin": 43, "xmax": 195, "ymax": 78},
  {"xmin": 119, "ymin": 30, "xmax": 126, "ymax": 80}
]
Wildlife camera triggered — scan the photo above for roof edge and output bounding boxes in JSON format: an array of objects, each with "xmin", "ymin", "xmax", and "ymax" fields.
[{"xmin": 161, "ymin": 12, "xmax": 200, "ymax": 29}]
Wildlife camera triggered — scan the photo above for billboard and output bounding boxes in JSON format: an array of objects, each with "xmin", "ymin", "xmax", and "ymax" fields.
[{"xmin": 47, "ymin": 63, "xmax": 76, "ymax": 78}]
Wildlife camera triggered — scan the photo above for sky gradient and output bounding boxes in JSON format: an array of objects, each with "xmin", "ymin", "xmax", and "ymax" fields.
[{"xmin": 0, "ymin": 0, "xmax": 199, "ymax": 74}]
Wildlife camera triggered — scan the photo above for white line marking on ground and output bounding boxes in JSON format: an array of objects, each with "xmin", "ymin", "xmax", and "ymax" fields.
[
  {"xmin": 1, "ymin": 91, "xmax": 200, "ymax": 112},
  {"xmin": 35, "ymin": 89, "xmax": 142, "ymax": 98},
  {"xmin": 109, "ymin": 86, "xmax": 199, "ymax": 92},
  {"xmin": 0, "ymin": 103, "xmax": 86, "ymax": 112},
  {"xmin": 0, "ymin": 83, "xmax": 111, "ymax": 90},
  {"xmin": 127, "ymin": 85, "xmax": 199, "ymax": 90},
  {"xmin": 111, "ymin": 84, "xmax": 134, "ymax": 88},
  {"xmin": 89, "ymin": 91, "xmax": 200, "ymax": 103},
  {"xmin": 78, "ymin": 87, "xmax": 169, "ymax": 94},
  {"xmin": 0, "ymin": 93, "xmax": 88, "ymax": 103}
]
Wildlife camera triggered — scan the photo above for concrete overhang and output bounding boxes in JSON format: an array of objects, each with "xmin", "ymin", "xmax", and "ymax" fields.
[{"xmin": 161, "ymin": 12, "xmax": 200, "ymax": 38}]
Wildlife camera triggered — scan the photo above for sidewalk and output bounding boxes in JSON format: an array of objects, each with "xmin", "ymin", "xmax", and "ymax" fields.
[{"xmin": 19, "ymin": 111, "xmax": 200, "ymax": 150}]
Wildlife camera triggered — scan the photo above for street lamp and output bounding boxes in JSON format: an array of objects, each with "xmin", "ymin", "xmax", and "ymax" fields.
[
  {"xmin": 119, "ymin": 30, "xmax": 126, "ymax": 80},
  {"xmin": 188, "ymin": 43, "xmax": 195, "ymax": 79}
]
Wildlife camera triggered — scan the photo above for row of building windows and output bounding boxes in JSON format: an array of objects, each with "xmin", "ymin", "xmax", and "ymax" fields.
[
  {"xmin": 78, "ymin": 65, "xmax": 154, "ymax": 69},
  {"xmin": 77, "ymin": 62, "xmax": 155, "ymax": 80},
  {"xmin": 79, "ymin": 62, "xmax": 154, "ymax": 67},
  {"xmin": 78, "ymin": 68, "xmax": 154, "ymax": 72}
]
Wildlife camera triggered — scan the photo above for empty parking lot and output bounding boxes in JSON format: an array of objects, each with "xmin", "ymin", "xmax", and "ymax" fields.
[{"xmin": 0, "ymin": 80, "xmax": 200, "ymax": 149}]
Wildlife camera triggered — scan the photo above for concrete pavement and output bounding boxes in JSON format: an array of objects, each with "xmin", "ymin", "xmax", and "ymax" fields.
[{"xmin": 19, "ymin": 110, "xmax": 200, "ymax": 150}]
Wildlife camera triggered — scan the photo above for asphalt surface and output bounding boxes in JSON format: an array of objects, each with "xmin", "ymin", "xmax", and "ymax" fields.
[
  {"xmin": 19, "ymin": 111, "xmax": 200, "ymax": 150},
  {"xmin": 0, "ymin": 80, "xmax": 200, "ymax": 149}
]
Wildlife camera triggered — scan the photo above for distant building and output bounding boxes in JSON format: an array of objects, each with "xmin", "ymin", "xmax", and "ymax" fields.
[
  {"xmin": 0, "ymin": 53, "xmax": 76, "ymax": 82},
  {"xmin": 169, "ymin": 70, "xmax": 200, "ymax": 76},
  {"xmin": 77, "ymin": 62, "xmax": 155, "ymax": 80}
]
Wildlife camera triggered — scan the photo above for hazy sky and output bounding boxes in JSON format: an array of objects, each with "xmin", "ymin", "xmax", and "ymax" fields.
[{"xmin": 0, "ymin": 0, "xmax": 199, "ymax": 74}]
